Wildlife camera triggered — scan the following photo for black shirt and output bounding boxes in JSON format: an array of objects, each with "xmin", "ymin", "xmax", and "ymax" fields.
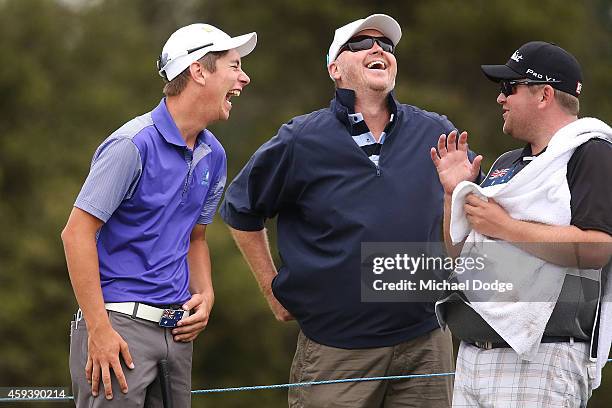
[{"xmin": 482, "ymin": 139, "xmax": 612, "ymax": 235}]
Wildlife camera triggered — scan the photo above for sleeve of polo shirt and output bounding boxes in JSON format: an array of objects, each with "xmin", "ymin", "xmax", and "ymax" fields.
[
  {"xmin": 198, "ymin": 152, "xmax": 227, "ymax": 225},
  {"xmin": 566, "ymin": 139, "xmax": 612, "ymax": 236},
  {"xmin": 220, "ymin": 121, "xmax": 297, "ymax": 231},
  {"xmin": 74, "ymin": 137, "xmax": 142, "ymax": 223}
]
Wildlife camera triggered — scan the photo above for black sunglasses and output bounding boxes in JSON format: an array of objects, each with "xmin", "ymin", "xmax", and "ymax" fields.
[
  {"xmin": 500, "ymin": 79, "xmax": 562, "ymax": 97},
  {"xmin": 339, "ymin": 35, "xmax": 394, "ymax": 55},
  {"xmin": 157, "ymin": 42, "xmax": 214, "ymax": 80}
]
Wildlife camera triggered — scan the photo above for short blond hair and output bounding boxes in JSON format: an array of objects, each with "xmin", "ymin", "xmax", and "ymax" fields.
[
  {"xmin": 528, "ymin": 85, "xmax": 579, "ymax": 116},
  {"xmin": 555, "ymin": 90, "xmax": 579, "ymax": 116},
  {"xmin": 163, "ymin": 51, "xmax": 228, "ymax": 97}
]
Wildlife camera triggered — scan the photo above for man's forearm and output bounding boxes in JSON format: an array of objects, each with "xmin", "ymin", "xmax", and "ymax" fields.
[
  {"xmin": 228, "ymin": 226, "xmax": 293, "ymax": 321},
  {"xmin": 62, "ymin": 208, "xmax": 134, "ymax": 397},
  {"xmin": 187, "ymin": 228, "xmax": 214, "ymax": 309},
  {"xmin": 443, "ymin": 193, "xmax": 464, "ymax": 258},
  {"xmin": 228, "ymin": 227, "xmax": 278, "ymax": 298},
  {"xmin": 501, "ymin": 220, "xmax": 612, "ymax": 269},
  {"xmin": 61, "ymin": 222, "xmax": 110, "ymax": 332}
]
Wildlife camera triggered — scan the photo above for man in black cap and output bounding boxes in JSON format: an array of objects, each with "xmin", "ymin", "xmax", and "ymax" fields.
[{"xmin": 430, "ymin": 41, "xmax": 612, "ymax": 406}]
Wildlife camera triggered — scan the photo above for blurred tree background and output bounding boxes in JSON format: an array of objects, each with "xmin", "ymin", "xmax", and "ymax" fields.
[{"xmin": 0, "ymin": 0, "xmax": 610, "ymax": 406}]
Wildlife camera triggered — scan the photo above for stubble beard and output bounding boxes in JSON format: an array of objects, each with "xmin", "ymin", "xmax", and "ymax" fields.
[{"xmin": 339, "ymin": 63, "xmax": 395, "ymax": 95}]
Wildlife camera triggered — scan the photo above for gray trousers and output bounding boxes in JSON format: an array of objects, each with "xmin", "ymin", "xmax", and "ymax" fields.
[{"xmin": 69, "ymin": 311, "xmax": 192, "ymax": 408}]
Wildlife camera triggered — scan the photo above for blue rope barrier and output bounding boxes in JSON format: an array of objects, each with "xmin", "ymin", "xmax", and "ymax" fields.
[
  {"xmin": 191, "ymin": 371, "xmax": 455, "ymax": 394},
  {"xmin": 2, "ymin": 360, "xmax": 611, "ymax": 402}
]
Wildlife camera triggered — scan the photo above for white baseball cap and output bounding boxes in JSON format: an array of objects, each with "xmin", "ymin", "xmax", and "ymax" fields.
[
  {"xmin": 327, "ymin": 14, "xmax": 402, "ymax": 67},
  {"xmin": 158, "ymin": 23, "xmax": 257, "ymax": 81}
]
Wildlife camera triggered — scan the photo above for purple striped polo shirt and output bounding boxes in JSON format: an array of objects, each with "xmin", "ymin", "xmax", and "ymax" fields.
[{"xmin": 75, "ymin": 99, "xmax": 226, "ymax": 305}]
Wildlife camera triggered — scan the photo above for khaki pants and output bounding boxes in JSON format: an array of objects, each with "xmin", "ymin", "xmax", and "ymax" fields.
[
  {"xmin": 288, "ymin": 328, "xmax": 454, "ymax": 408},
  {"xmin": 69, "ymin": 311, "xmax": 193, "ymax": 408}
]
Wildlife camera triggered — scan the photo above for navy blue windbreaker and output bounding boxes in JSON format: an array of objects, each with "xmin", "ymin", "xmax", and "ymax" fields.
[{"xmin": 221, "ymin": 89, "xmax": 474, "ymax": 348}]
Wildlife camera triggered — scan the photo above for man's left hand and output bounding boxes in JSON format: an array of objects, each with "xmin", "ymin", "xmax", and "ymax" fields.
[
  {"xmin": 172, "ymin": 293, "xmax": 212, "ymax": 342},
  {"xmin": 464, "ymin": 194, "xmax": 515, "ymax": 240}
]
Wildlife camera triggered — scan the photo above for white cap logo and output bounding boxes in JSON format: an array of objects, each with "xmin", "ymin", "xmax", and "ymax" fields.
[
  {"xmin": 510, "ymin": 50, "xmax": 523, "ymax": 63},
  {"xmin": 576, "ymin": 82, "xmax": 582, "ymax": 95}
]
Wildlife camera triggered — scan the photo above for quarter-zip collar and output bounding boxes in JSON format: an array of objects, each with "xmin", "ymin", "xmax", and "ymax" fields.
[{"xmin": 331, "ymin": 88, "xmax": 399, "ymax": 135}]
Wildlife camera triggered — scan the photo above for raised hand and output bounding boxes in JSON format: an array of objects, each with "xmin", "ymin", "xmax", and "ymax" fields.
[{"xmin": 430, "ymin": 130, "xmax": 483, "ymax": 195}]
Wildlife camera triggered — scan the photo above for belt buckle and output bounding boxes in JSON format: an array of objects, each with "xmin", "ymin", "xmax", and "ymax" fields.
[
  {"xmin": 158, "ymin": 309, "xmax": 185, "ymax": 328},
  {"xmin": 475, "ymin": 341, "xmax": 493, "ymax": 350}
]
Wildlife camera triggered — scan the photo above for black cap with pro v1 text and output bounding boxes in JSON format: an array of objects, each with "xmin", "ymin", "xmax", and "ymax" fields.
[{"xmin": 481, "ymin": 41, "xmax": 583, "ymax": 97}]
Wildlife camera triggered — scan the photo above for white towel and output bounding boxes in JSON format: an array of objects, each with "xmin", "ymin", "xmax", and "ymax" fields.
[
  {"xmin": 447, "ymin": 118, "xmax": 612, "ymax": 380},
  {"xmin": 452, "ymin": 118, "xmax": 612, "ymax": 244}
]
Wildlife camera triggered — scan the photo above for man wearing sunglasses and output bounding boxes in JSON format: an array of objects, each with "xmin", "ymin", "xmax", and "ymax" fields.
[
  {"xmin": 221, "ymin": 14, "xmax": 478, "ymax": 407},
  {"xmin": 62, "ymin": 23, "xmax": 256, "ymax": 407},
  {"xmin": 431, "ymin": 41, "xmax": 612, "ymax": 406}
]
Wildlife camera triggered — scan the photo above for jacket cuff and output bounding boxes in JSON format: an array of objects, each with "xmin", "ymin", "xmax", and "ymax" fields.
[{"xmin": 219, "ymin": 201, "xmax": 265, "ymax": 231}]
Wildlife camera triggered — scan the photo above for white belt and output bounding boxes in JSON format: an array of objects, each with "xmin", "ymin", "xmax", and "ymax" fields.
[{"xmin": 104, "ymin": 302, "xmax": 190, "ymax": 323}]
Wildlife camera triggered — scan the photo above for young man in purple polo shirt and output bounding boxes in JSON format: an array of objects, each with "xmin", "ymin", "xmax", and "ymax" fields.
[{"xmin": 61, "ymin": 23, "xmax": 256, "ymax": 407}]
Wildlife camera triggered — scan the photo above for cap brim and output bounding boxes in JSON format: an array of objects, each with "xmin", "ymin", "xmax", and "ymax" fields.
[
  {"xmin": 481, "ymin": 64, "xmax": 523, "ymax": 82},
  {"xmin": 209, "ymin": 32, "xmax": 257, "ymax": 58}
]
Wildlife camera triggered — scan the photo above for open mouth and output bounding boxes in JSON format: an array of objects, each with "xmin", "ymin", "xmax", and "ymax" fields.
[
  {"xmin": 366, "ymin": 60, "xmax": 386, "ymax": 70},
  {"xmin": 225, "ymin": 89, "xmax": 241, "ymax": 107}
]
